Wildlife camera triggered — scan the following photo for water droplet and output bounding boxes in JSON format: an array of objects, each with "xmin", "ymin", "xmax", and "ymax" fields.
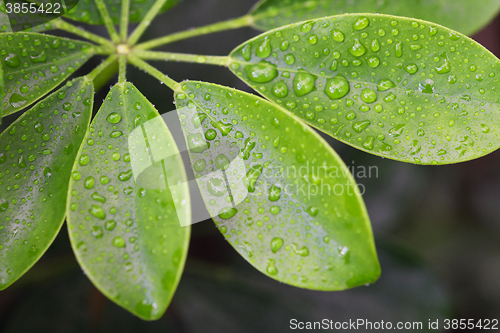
[
  {"xmin": 241, "ymin": 138, "xmax": 256, "ymax": 160},
  {"xmin": 324, "ymin": 75, "xmax": 350, "ymax": 100},
  {"xmin": 292, "ymin": 243, "xmax": 310, "ymax": 256},
  {"xmin": 285, "ymin": 53, "xmax": 295, "ymax": 65},
  {"xmin": 244, "ymin": 164, "xmax": 263, "ymax": 192},
  {"xmin": 9, "ymin": 93, "xmax": 27, "ymax": 108},
  {"xmin": 30, "ymin": 50, "xmax": 46, "ymax": 63},
  {"xmin": 106, "ymin": 112, "xmax": 122, "ymax": 124},
  {"xmin": 293, "ymin": 72, "xmax": 317, "ymax": 97},
  {"xmin": 270, "ymin": 206, "xmax": 280, "ymax": 215},
  {"xmin": 20, "ymin": 84, "xmax": 29, "ymax": 93},
  {"xmin": 207, "ymin": 177, "xmax": 227, "ymax": 197},
  {"xmin": 244, "ymin": 61, "xmax": 278, "ymax": 83},
  {"xmin": 353, "ymin": 120, "xmax": 371, "ymax": 133},
  {"xmin": 240, "ymin": 44, "xmax": 251, "ymax": 61},
  {"xmin": 405, "ymin": 63, "xmax": 418, "ymax": 74},
  {"xmin": 481, "ymin": 124, "xmax": 490, "ymax": 133},
  {"xmin": 84, "ymin": 176, "xmax": 95, "ymax": 189},
  {"xmin": 271, "ymin": 237, "xmax": 283, "ymax": 253},
  {"xmin": 272, "ymin": 81, "xmax": 288, "ymax": 98},
  {"xmin": 360, "ymin": 88, "xmax": 377, "ymax": 103},
  {"xmin": 92, "ymin": 226, "xmax": 103, "ymax": 239},
  {"xmin": 268, "ymin": 184, "xmax": 281, "ymax": 201},
  {"xmin": 256, "ymin": 36, "xmax": 271, "ymax": 58},
  {"xmin": 4, "ymin": 53, "xmax": 20, "ymax": 67},
  {"xmin": 79, "ymin": 154, "xmax": 90, "ymax": 166},
  {"xmin": 89, "ymin": 205, "xmax": 106, "ymax": 220},
  {"xmin": 266, "ymin": 259, "xmax": 278, "ymax": 275},
  {"xmin": 214, "ymin": 153, "xmax": 230, "ymax": 170},
  {"xmin": 112, "ymin": 236, "xmax": 126, "ymax": 248},
  {"xmin": 332, "ymin": 29, "xmax": 344, "ymax": 42},
  {"xmin": 436, "ymin": 53, "xmax": 451, "ymax": 74},
  {"xmin": 349, "ymin": 38, "xmax": 367, "ymax": 57},
  {"xmin": 118, "ymin": 169, "xmax": 133, "ymax": 181},
  {"xmin": 395, "ymin": 42, "xmax": 403, "ymax": 57},
  {"xmin": 218, "ymin": 207, "xmax": 237, "ymax": 220},
  {"xmin": 305, "ymin": 206, "xmax": 319, "ymax": 217},
  {"xmin": 370, "ymin": 39, "xmax": 380, "ymax": 52},
  {"xmin": 419, "ymin": 79, "xmax": 435, "ymax": 94},
  {"xmin": 368, "ymin": 56, "xmax": 380, "ymax": 68},
  {"xmin": 353, "ymin": 16, "xmax": 370, "ymax": 30},
  {"xmin": 194, "ymin": 159, "xmax": 206, "ymax": 172},
  {"xmin": 377, "ymin": 79, "xmax": 396, "ymax": 91}
]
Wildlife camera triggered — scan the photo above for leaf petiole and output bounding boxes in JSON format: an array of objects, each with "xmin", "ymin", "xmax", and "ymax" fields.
[
  {"xmin": 53, "ymin": 19, "xmax": 114, "ymax": 49},
  {"xmin": 134, "ymin": 15, "xmax": 252, "ymax": 50},
  {"xmin": 132, "ymin": 50, "xmax": 229, "ymax": 66},
  {"xmin": 128, "ymin": 0, "xmax": 169, "ymax": 45},
  {"xmin": 120, "ymin": 0, "xmax": 130, "ymax": 41},
  {"xmin": 128, "ymin": 55, "xmax": 178, "ymax": 90},
  {"xmin": 86, "ymin": 55, "xmax": 118, "ymax": 81},
  {"xmin": 118, "ymin": 55, "xmax": 127, "ymax": 83},
  {"xmin": 94, "ymin": 0, "xmax": 121, "ymax": 43}
]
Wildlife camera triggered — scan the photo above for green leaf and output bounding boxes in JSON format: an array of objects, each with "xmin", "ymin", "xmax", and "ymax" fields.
[
  {"xmin": 249, "ymin": 0, "xmax": 500, "ymax": 36},
  {"xmin": 174, "ymin": 81, "xmax": 380, "ymax": 290},
  {"xmin": 0, "ymin": 32, "xmax": 95, "ymax": 117},
  {"xmin": 229, "ymin": 14, "xmax": 500, "ymax": 165},
  {"xmin": 0, "ymin": 77, "xmax": 93, "ymax": 289},
  {"xmin": 67, "ymin": 82, "xmax": 191, "ymax": 320},
  {"xmin": 64, "ymin": 0, "xmax": 179, "ymax": 25}
]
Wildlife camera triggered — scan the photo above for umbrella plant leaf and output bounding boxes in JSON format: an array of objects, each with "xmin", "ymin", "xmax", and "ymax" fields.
[
  {"xmin": 64, "ymin": 0, "xmax": 179, "ymax": 25},
  {"xmin": 174, "ymin": 81, "xmax": 380, "ymax": 290},
  {"xmin": 249, "ymin": 0, "xmax": 500, "ymax": 36},
  {"xmin": 0, "ymin": 77, "xmax": 93, "ymax": 289},
  {"xmin": 229, "ymin": 14, "xmax": 500, "ymax": 165},
  {"xmin": 67, "ymin": 82, "xmax": 191, "ymax": 320},
  {"xmin": 0, "ymin": 32, "xmax": 95, "ymax": 117}
]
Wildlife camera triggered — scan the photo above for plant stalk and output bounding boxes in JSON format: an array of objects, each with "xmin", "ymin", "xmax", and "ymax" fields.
[
  {"xmin": 135, "ymin": 15, "xmax": 252, "ymax": 50},
  {"xmin": 128, "ymin": 55, "xmax": 178, "ymax": 90},
  {"xmin": 132, "ymin": 50, "xmax": 229, "ymax": 66},
  {"xmin": 94, "ymin": 0, "xmax": 121, "ymax": 43},
  {"xmin": 53, "ymin": 19, "xmax": 114, "ymax": 49},
  {"xmin": 128, "ymin": 0, "xmax": 168, "ymax": 45},
  {"xmin": 86, "ymin": 55, "xmax": 118, "ymax": 81},
  {"xmin": 120, "ymin": 0, "xmax": 131, "ymax": 41},
  {"xmin": 118, "ymin": 55, "xmax": 127, "ymax": 83}
]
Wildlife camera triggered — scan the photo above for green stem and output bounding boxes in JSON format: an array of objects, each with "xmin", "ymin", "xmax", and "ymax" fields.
[
  {"xmin": 118, "ymin": 55, "xmax": 127, "ymax": 83},
  {"xmin": 132, "ymin": 50, "xmax": 229, "ymax": 66},
  {"xmin": 86, "ymin": 55, "xmax": 118, "ymax": 81},
  {"xmin": 53, "ymin": 19, "xmax": 114, "ymax": 49},
  {"xmin": 94, "ymin": 0, "xmax": 120, "ymax": 43},
  {"xmin": 93, "ymin": 59, "xmax": 119, "ymax": 92},
  {"xmin": 135, "ymin": 15, "xmax": 252, "ymax": 50},
  {"xmin": 128, "ymin": 0, "xmax": 168, "ymax": 46},
  {"xmin": 120, "ymin": 0, "xmax": 130, "ymax": 41},
  {"xmin": 128, "ymin": 55, "xmax": 178, "ymax": 90}
]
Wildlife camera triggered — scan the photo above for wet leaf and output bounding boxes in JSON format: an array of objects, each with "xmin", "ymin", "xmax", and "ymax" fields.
[
  {"xmin": 229, "ymin": 14, "xmax": 500, "ymax": 165},
  {"xmin": 174, "ymin": 81, "xmax": 380, "ymax": 290},
  {"xmin": 0, "ymin": 32, "xmax": 94, "ymax": 116},
  {"xmin": 250, "ymin": 0, "xmax": 500, "ymax": 36},
  {"xmin": 0, "ymin": 77, "xmax": 93, "ymax": 289},
  {"xmin": 64, "ymin": 0, "xmax": 179, "ymax": 25},
  {"xmin": 67, "ymin": 83, "xmax": 190, "ymax": 320}
]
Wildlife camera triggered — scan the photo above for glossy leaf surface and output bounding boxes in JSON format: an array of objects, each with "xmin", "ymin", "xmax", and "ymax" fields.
[
  {"xmin": 0, "ymin": 32, "xmax": 94, "ymax": 116},
  {"xmin": 0, "ymin": 77, "xmax": 93, "ymax": 289},
  {"xmin": 250, "ymin": 0, "xmax": 500, "ymax": 36},
  {"xmin": 174, "ymin": 81, "xmax": 380, "ymax": 290},
  {"xmin": 229, "ymin": 14, "xmax": 500, "ymax": 164},
  {"xmin": 67, "ymin": 83, "xmax": 190, "ymax": 320},
  {"xmin": 64, "ymin": 0, "xmax": 179, "ymax": 25}
]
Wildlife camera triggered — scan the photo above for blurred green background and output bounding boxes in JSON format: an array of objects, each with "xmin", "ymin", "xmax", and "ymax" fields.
[{"xmin": 1, "ymin": 0, "xmax": 499, "ymax": 331}]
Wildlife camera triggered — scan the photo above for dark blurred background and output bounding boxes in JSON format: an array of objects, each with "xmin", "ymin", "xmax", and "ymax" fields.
[{"xmin": 1, "ymin": 0, "xmax": 500, "ymax": 331}]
